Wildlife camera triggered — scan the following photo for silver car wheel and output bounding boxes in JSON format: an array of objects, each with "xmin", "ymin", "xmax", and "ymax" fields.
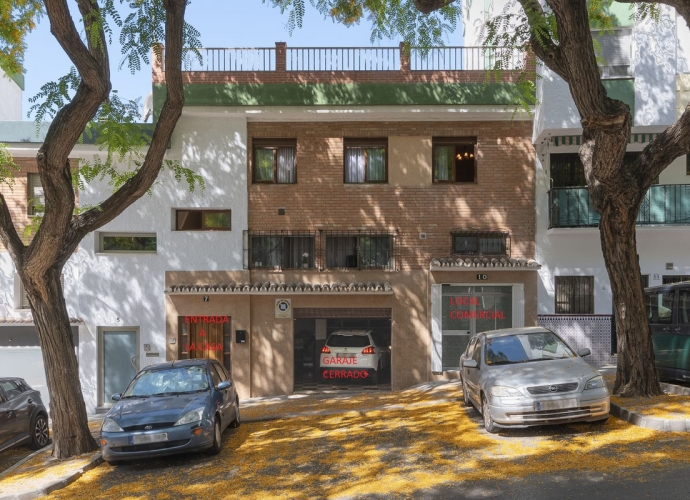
[
  {"xmin": 34, "ymin": 416, "xmax": 49, "ymax": 447},
  {"xmin": 482, "ymin": 395, "xmax": 498, "ymax": 434}
]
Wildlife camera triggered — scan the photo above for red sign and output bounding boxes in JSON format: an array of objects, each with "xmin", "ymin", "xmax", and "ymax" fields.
[
  {"xmin": 450, "ymin": 310, "xmax": 506, "ymax": 320},
  {"xmin": 184, "ymin": 316, "xmax": 229, "ymax": 324},
  {"xmin": 185, "ymin": 342, "xmax": 223, "ymax": 352},
  {"xmin": 322, "ymin": 369, "xmax": 369, "ymax": 379},
  {"xmin": 322, "ymin": 356, "xmax": 358, "ymax": 365},
  {"xmin": 449, "ymin": 297, "xmax": 481, "ymax": 306}
]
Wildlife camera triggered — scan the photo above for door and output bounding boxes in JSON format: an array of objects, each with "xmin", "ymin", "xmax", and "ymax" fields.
[
  {"xmin": 464, "ymin": 337, "xmax": 483, "ymax": 405},
  {"xmin": 0, "ymin": 382, "xmax": 23, "ymax": 445},
  {"xmin": 179, "ymin": 316, "xmax": 231, "ymax": 370},
  {"xmin": 647, "ymin": 289, "xmax": 676, "ymax": 373},
  {"xmin": 0, "ymin": 389, "xmax": 12, "ymax": 448},
  {"xmin": 211, "ymin": 363, "xmax": 233, "ymax": 427},
  {"xmin": 100, "ymin": 329, "xmax": 138, "ymax": 407}
]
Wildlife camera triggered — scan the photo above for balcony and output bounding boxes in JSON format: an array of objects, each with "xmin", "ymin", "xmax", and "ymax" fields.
[{"xmin": 548, "ymin": 184, "xmax": 690, "ymax": 228}]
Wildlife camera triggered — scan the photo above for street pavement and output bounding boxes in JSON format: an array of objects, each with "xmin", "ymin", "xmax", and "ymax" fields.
[{"xmin": 38, "ymin": 382, "xmax": 690, "ymax": 500}]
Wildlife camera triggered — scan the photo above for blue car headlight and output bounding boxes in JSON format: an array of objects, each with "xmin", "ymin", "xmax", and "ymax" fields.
[
  {"xmin": 174, "ymin": 407, "xmax": 205, "ymax": 426},
  {"xmin": 101, "ymin": 418, "xmax": 124, "ymax": 433}
]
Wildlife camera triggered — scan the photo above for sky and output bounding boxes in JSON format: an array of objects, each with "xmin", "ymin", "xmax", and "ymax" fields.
[{"xmin": 20, "ymin": 0, "xmax": 464, "ymax": 120}]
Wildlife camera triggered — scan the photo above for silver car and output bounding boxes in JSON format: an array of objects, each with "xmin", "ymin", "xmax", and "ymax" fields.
[{"xmin": 460, "ymin": 327, "xmax": 609, "ymax": 433}]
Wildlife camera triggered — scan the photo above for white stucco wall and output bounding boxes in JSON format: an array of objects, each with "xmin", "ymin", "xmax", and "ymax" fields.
[
  {"xmin": 0, "ymin": 70, "xmax": 22, "ymax": 121},
  {"xmin": 0, "ymin": 110, "xmax": 249, "ymax": 411},
  {"xmin": 535, "ymin": 143, "xmax": 690, "ymax": 316}
]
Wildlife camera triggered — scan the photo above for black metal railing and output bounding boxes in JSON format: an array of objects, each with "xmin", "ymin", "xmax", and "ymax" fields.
[
  {"xmin": 183, "ymin": 47, "xmax": 276, "ymax": 71},
  {"xmin": 244, "ymin": 230, "xmax": 400, "ymax": 271},
  {"xmin": 286, "ymin": 47, "xmax": 400, "ymax": 71},
  {"xmin": 549, "ymin": 184, "xmax": 690, "ymax": 228},
  {"xmin": 450, "ymin": 230, "xmax": 511, "ymax": 257},
  {"xmin": 410, "ymin": 46, "xmax": 521, "ymax": 71}
]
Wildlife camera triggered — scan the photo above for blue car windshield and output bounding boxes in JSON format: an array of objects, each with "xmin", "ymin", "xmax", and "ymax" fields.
[
  {"xmin": 485, "ymin": 332, "xmax": 575, "ymax": 366},
  {"xmin": 122, "ymin": 366, "xmax": 209, "ymax": 397}
]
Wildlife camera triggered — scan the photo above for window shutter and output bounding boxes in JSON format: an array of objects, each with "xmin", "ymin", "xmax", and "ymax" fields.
[
  {"xmin": 20, "ymin": 275, "xmax": 64, "ymax": 310},
  {"xmin": 594, "ymin": 29, "xmax": 631, "ymax": 76}
]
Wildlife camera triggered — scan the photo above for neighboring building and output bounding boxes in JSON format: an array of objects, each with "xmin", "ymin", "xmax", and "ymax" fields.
[
  {"xmin": 0, "ymin": 65, "xmax": 23, "ymax": 121},
  {"xmin": 465, "ymin": 1, "xmax": 690, "ymax": 365}
]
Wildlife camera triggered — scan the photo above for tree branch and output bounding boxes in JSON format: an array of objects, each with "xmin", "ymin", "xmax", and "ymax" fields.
[
  {"xmin": 516, "ymin": 0, "xmax": 569, "ymax": 80},
  {"xmin": 0, "ymin": 193, "xmax": 25, "ymax": 265},
  {"xmin": 413, "ymin": 0, "xmax": 455, "ymax": 14},
  {"xmin": 66, "ymin": 0, "xmax": 188, "ymax": 257}
]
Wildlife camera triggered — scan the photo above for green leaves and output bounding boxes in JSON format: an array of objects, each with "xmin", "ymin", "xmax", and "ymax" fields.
[
  {"xmin": 263, "ymin": 0, "xmax": 462, "ymax": 47},
  {"xmin": 0, "ymin": 0, "xmax": 42, "ymax": 75},
  {"xmin": 0, "ymin": 142, "xmax": 18, "ymax": 191}
]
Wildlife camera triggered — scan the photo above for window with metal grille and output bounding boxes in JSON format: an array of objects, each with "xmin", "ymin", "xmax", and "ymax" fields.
[
  {"xmin": 451, "ymin": 230, "xmax": 510, "ymax": 256},
  {"xmin": 432, "ymin": 137, "xmax": 477, "ymax": 183},
  {"xmin": 252, "ymin": 139, "xmax": 297, "ymax": 184},
  {"xmin": 19, "ymin": 275, "xmax": 64, "ymax": 310},
  {"xmin": 555, "ymin": 276, "xmax": 594, "ymax": 314},
  {"xmin": 343, "ymin": 139, "xmax": 387, "ymax": 183},
  {"xmin": 27, "ymin": 173, "xmax": 44, "ymax": 216},
  {"xmin": 244, "ymin": 231, "xmax": 316, "ymax": 270},
  {"xmin": 324, "ymin": 231, "xmax": 397, "ymax": 270}
]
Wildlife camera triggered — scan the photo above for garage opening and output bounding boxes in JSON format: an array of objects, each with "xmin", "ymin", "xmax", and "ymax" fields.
[{"xmin": 293, "ymin": 308, "xmax": 391, "ymax": 391}]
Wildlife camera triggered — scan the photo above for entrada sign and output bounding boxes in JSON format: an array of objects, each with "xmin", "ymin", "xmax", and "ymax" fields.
[{"xmin": 184, "ymin": 316, "xmax": 229, "ymax": 323}]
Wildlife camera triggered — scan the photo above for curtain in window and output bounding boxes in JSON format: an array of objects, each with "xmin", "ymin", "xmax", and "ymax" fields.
[
  {"xmin": 366, "ymin": 148, "xmax": 386, "ymax": 181},
  {"xmin": 282, "ymin": 236, "xmax": 315, "ymax": 269},
  {"xmin": 251, "ymin": 237, "xmax": 281, "ymax": 269},
  {"xmin": 255, "ymin": 149, "xmax": 275, "ymax": 181},
  {"xmin": 276, "ymin": 147, "xmax": 296, "ymax": 183},
  {"xmin": 434, "ymin": 146, "xmax": 453, "ymax": 181},
  {"xmin": 345, "ymin": 148, "xmax": 366, "ymax": 183}
]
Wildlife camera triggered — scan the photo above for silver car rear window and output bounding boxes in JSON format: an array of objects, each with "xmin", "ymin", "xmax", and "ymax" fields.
[{"xmin": 326, "ymin": 334, "xmax": 371, "ymax": 348}]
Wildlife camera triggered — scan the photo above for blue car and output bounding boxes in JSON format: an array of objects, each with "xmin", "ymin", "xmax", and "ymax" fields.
[{"xmin": 100, "ymin": 359, "xmax": 240, "ymax": 464}]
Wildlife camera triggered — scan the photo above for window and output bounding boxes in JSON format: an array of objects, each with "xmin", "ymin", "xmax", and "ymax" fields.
[
  {"xmin": 0, "ymin": 380, "xmax": 22, "ymax": 400},
  {"xmin": 433, "ymin": 138, "xmax": 477, "ymax": 183},
  {"xmin": 592, "ymin": 28, "xmax": 632, "ymax": 78},
  {"xmin": 451, "ymin": 231, "xmax": 509, "ymax": 256},
  {"xmin": 18, "ymin": 275, "xmax": 64, "ymax": 310},
  {"xmin": 344, "ymin": 138, "xmax": 387, "ymax": 183},
  {"xmin": 325, "ymin": 232, "xmax": 395, "ymax": 270},
  {"xmin": 98, "ymin": 233, "xmax": 157, "ymax": 253},
  {"xmin": 686, "ymin": 155, "xmax": 690, "ymax": 176},
  {"xmin": 663, "ymin": 275, "xmax": 690, "ymax": 285},
  {"xmin": 550, "ymin": 152, "xmax": 647, "ymax": 188},
  {"xmin": 176, "ymin": 209, "xmax": 231, "ymax": 231},
  {"xmin": 646, "ymin": 290, "xmax": 675, "ymax": 324},
  {"xmin": 27, "ymin": 173, "xmax": 44, "ymax": 216},
  {"xmin": 252, "ymin": 139, "xmax": 297, "ymax": 183},
  {"xmin": 555, "ymin": 276, "xmax": 594, "ymax": 314},
  {"xmin": 680, "ymin": 290, "xmax": 690, "ymax": 325},
  {"xmin": 246, "ymin": 231, "xmax": 316, "ymax": 270}
]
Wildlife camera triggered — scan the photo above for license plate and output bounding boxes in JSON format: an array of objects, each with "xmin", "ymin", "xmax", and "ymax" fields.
[
  {"xmin": 534, "ymin": 399, "xmax": 578, "ymax": 411},
  {"xmin": 129, "ymin": 432, "xmax": 168, "ymax": 445}
]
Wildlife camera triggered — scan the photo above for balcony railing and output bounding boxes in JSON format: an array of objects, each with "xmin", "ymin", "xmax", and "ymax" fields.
[
  {"xmin": 548, "ymin": 184, "xmax": 690, "ymax": 228},
  {"xmin": 179, "ymin": 43, "xmax": 523, "ymax": 72}
]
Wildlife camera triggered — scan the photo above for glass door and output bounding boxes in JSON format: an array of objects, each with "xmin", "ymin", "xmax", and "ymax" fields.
[{"xmin": 100, "ymin": 328, "xmax": 138, "ymax": 407}]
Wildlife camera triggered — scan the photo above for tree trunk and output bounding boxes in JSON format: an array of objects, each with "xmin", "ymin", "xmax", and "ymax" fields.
[
  {"xmin": 598, "ymin": 198, "xmax": 662, "ymax": 397},
  {"xmin": 25, "ymin": 268, "xmax": 98, "ymax": 458}
]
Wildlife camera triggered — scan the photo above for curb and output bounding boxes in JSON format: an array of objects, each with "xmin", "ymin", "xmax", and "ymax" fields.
[
  {"xmin": 609, "ymin": 382, "xmax": 690, "ymax": 432},
  {"xmin": 0, "ymin": 452, "xmax": 103, "ymax": 500}
]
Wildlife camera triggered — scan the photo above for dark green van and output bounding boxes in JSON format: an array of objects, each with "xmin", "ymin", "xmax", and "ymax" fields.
[{"xmin": 646, "ymin": 283, "xmax": 690, "ymax": 382}]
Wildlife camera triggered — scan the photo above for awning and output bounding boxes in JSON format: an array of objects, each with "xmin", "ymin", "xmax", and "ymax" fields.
[
  {"xmin": 430, "ymin": 257, "xmax": 541, "ymax": 270},
  {"xmin": 166, "ymin": 282, "xmax": 394, "ymax": 294}
]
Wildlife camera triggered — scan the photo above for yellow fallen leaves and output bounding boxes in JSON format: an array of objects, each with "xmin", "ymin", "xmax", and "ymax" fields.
[{"xmin": 41, "ymin": 382, "xmax": 690, "ymax": 499}]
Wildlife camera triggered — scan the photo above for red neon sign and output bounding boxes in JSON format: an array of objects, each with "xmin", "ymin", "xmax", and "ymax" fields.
[
  {"xmin": 184, "ymin": 316, "xmax": 229, "ymax": 324},
  {"xmin": 322, "ymin": 370, "xmax": 369, "ymax": 379},
  {"xmin": 449, "ymin": 297, "xmax": 480, "ymax": 306},
  {"xmin": 185, "ymin": 342, "xmax": 223, "ymax": 352},
  {"xmin": 449, "ymin": 310, "xmax": 506, "ymax": 320},
  {"xmin": 321, "ymin": 356, "xmax": 358, "ymax": 365}
]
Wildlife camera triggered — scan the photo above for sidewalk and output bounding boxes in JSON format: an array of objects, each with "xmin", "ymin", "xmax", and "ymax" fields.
[
  {"xmin": 600, "ymin": 367, "xmax": 690, "ymax": 432},
  {"xmin": 0, "ymin": 416, "xmax": 104, "ymax": 500}
]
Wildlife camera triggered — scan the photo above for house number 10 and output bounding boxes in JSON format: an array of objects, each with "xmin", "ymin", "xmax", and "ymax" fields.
[{"xmin": 477, "ymin": 274, "xmax": 488, "ymax": 280}]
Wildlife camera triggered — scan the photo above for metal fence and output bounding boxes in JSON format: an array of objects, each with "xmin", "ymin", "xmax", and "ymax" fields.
[
  {"xmin": 286, "ymin": 47, "xmax": 400, "ymax": 71},
  {"xmin": 410, "ymin": 46, "xmax": 522, "ymax": 71},
  {"xmin": 183, "ymin": 48, "xmax": 276, "ymax": 72}
]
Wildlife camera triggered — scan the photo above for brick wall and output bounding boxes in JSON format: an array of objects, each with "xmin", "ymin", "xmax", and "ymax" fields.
[
  {"xmin": 0, "ymin": 158, "xmax": 39, "ymax": 247},
  {"xmin": 247, "ymin": 120, "xmax": 536, "ymax": 271}
]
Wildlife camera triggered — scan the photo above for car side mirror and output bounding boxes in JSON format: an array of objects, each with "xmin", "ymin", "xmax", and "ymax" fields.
[
  {"xmin": 111, "ymin": 393, "xmax": 121, "ymax": 401},
  {"xmin": 577, "ymin": 348, "xmax": 591, "ymax": 357},
  {"xmin": 463, "ymin": 359, "xmax": 478, "ymax": 369},
  {"xmin": 217, "ymin": 381, "xmax": 231, "ymax": 390}
]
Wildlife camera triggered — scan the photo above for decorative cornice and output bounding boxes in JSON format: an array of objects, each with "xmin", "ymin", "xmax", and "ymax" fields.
[
  {"xmin": 430, "ymin": 257, "xmax": 541, "ymax": 270},
  {"xmin": 165, "ymin": 282, "xmax": 394, "ymax": 294},
  {"xmin": 0, "ymin": 317, "xmax": 83, "ymax": 325}
]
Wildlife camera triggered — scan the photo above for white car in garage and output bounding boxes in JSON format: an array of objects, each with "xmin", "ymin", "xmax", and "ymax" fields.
[{"xmin": 319, "ymin": 330, "xmax": 388, "ymax": 384}]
